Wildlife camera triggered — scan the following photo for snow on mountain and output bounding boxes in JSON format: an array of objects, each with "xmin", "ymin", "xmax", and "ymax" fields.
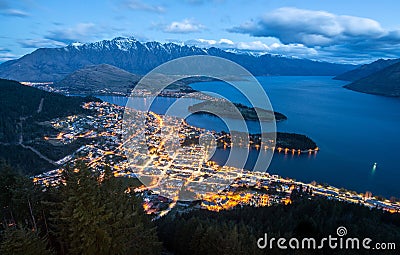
[{"xmin": 0, "ymin": 37, "xmax": 355, "ymax": 82}]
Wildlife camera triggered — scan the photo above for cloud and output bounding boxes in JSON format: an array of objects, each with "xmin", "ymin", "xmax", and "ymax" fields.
[
  {"xmin": 184, "ymin": 38, "xmax": 318, "ymax": 59},
  {"xmin": 235, "ymin": 41, "xmax": 270, "ymax": 51},
  {"xmin": 39, "ymin": 23, "xmax": 123, "ymax": 47},
  {"xmin": 0, "ymin": 47, "xmax": 10, "ymax": 52},
  {"xmin": 45, "ymin": 23, "xmax": 98, "ymax": 44},
  {"xmin": 1, "ymin": 8, "xmax": 28, "ymax": 17},
  {"xmin": 230, "ymin": 7, "xmax": 387, "ymax": 47},
  {"xmin": 18, "ymin": 23, "xmax": 130, "ymax": 50},
  {"xmin": 0, "ymin": 48, "xmax": 17, "ymax": 62},
  {"xmin": 124, "ymin": 0, "xmax": 165, "ymax": 13},
  {"xmin": 19, "ymin": 38, "xmax": 67, "ymax": 48},
  {"xmin": 195, "ymin": 38, "xmax": 234, "ymax": 46},
  {"xmin": 163, "ymin": 19, "xmax": 205, "ymax": 34},
  {"xmin": 0, "ymin": 0, "xmax": 29, "ymax": 17},
  {"xmin": 229, "ymin": 7, "xmax": 400, "ymax": 63},
  {"xmin": 0, "ymin": 53, "xmax": 16, "ymax": 62}
]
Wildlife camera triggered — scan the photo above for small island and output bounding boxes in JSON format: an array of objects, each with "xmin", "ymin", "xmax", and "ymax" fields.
[{"xmin": 188, "ymin": 101, "xmax": 287, "ymax": 122}]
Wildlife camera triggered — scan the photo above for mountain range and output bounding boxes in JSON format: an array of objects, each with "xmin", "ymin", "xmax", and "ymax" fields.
[{"xmin": 0, "ymin": 37, "xmax": 355, "ymax": 82}]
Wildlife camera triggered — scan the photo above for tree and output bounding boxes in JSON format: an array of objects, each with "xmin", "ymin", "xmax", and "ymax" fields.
[
  {"xmin": 48, "ymin": 162, "xmax": 161, "ymax": 255},
  {"xmin": 100, "ymin": 166, "xmax": 161, "ymax": 254},
  {"xmin": 0, "ymin": 228, "xmax": 54, "ymax": 255},
  {"xmin": 0, "ymin": 164, "xmax": 20, "ymax": 226},
  {"xmin": 0, "ymin": 163, "xmax": 42, "ymax": 231},
  {"xmin": 157, "ymin": 197, "xmax": 400, "ymax": 255}
]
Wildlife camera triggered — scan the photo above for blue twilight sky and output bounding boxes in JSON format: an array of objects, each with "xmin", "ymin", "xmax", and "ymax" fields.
[{"xmin": 1, "ymin": 0, "xmax": 400, "ymax": 64}]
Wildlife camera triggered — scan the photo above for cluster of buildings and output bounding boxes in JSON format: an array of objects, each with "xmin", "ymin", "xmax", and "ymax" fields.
[{"xmin": 32, "ymin": 100, "xmax": 400, "ymax": 217}]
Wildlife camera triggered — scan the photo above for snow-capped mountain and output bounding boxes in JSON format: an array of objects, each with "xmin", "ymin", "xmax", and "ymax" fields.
[{"xmin": 0, "ymin": 37, "xmax": 354, "ymax": 82}]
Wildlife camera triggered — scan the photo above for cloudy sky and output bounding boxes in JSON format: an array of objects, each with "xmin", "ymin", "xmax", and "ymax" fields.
[{"xmin": 1, "ymin": 0, "xmax": 400, "ymax": 64}]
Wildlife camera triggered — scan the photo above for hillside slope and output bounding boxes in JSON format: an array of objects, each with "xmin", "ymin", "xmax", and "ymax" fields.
[
  {"xmin": 344, "ymin": 62, "xmax": 400, "ymax": 96},
  {"xmin": 0, "ymin": 79, "xmax": 95, "ymax": 174},
  {"xmin": 334, "ymin": 58, "xmax": 400, "ymax": 81},
  {"xmin": 55, "ymin": 64, "xmax": 140, "ymax": 95}
]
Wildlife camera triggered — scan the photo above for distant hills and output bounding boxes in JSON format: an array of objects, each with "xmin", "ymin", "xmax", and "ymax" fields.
[
  {"xmin": 332, "ymin": 58, "xmax": 400, "ymax": 97},
  {"xmin": 55, "ymin": 64, "xmax": 140, "ymax": 95},
  {"xmin": 344, "ymin": 62, "xmax": 400, "ymax": 97},
  {"xmin": 334, "ymin": 58, "xmax": 400, "ymax": 81},
  {"xmin": 0, "ymin": 37, "xmax": 354, "ymax": 82}
]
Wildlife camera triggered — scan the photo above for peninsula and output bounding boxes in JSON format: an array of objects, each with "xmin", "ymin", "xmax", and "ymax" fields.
[{"xmin": 188, "ymin": 101, "xmax": 287, "ymax": 122}]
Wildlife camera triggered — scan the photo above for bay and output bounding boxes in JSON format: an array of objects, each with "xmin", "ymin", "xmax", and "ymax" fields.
[{"xmin": 97, "ymin": 76, "xmax": 400, "ymax": 197}]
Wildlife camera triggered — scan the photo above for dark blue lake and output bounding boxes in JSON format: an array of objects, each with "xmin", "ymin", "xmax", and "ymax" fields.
[{"xmin": 98, "ymin": 76, "xmax": 400, "ymax": 198}]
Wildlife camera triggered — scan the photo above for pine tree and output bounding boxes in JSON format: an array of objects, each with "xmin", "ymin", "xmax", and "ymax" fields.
[
  {"xmin": 48, "ymin": 162, "xmax": 161, "ymax": 254},
  {"xmin": 0, "ymin": 228, "xmax": 54, "ymax": 255},
  {"xmin": 99, "ymin": 167, "xmax": 161, "ymax": 254}
]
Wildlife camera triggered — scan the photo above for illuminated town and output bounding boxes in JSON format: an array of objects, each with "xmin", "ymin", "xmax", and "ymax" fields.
[{"xmin": 33, "ymin": 101, "xmax": 400, "ymax": 217}]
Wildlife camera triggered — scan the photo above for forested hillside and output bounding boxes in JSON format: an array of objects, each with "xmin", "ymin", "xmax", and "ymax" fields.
[{"xmin": 0, "ymin": 79, "xmax": 97, "ymax": 174}]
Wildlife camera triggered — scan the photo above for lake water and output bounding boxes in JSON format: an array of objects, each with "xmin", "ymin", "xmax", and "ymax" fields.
[{"xmin": 97, "ymin": 76, "xmax": 400, "ymax": 198}]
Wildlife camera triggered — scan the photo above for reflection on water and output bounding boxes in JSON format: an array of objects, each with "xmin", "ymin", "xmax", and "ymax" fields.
[{"xmin": 97, "ymin": 76, "xmax": 400, "ymax": 197}]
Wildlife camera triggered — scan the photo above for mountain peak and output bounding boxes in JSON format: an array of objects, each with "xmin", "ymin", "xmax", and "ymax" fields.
[
  {"xmin": 111, "ymin": 36, "xmax": 138, "ymax": 44},
  {"xmin": 65, "ymin": 37, "xmax": 140, "ymax": 51},
  {"xmin": 112, "ymin": 36, "xmax": 136, "ymax": 40},
  {"xmin": 0, "ymin": 37, "xmax": 355, "ymax": 82},
  {"xmin": 70, "ymin": 42, "xmax": 84, "ymax": 47}
]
